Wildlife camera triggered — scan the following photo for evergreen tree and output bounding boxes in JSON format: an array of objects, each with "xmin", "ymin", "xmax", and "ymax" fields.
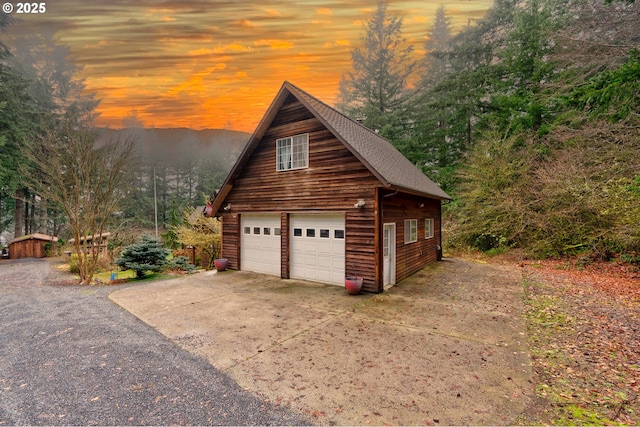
[
  {"xmin": 408, "ymin": 0, "xmax": 519, "ymax": 192},
  {"xmin": 448, "ymin": 0, "xmax": 640, "ymax": 258},
  {"xmin": 421, "ymin": 5, "xmax": 452, "ymax": 88},
  {"xmin": 337, "ymin": 0, "xmax": 416, "ymax": 141},
  {"xmin": 488, "ymin": 0, "xmax": 555, "ymax": 134},
  {"xmin": 2, "ymin": 22, "xmax": 99, "ymax": 237},
  {"xmin": 0, "ymin": 16, "xmax": 50, "ymax": 238},
  {"xmin": 115, "ymin": 235, "xmax": 170, "ymax": 279}
]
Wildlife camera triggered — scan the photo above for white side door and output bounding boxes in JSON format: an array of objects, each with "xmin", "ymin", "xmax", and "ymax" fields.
[{"xmin": 383, "ymin": 223, "xmax": 396, "ymax": 286}]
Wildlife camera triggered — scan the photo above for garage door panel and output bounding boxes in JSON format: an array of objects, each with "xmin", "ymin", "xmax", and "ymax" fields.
[
  {"xmin": 290, "ymin": 214, "xmax": 345, "ymax": 286},
  {"xmin": 318, "ymin": 255, "xmax": 331, "ymax": 268},
  {"xmin": 303, "ymin": 254, "xmax": 318, "ymax": 267}
]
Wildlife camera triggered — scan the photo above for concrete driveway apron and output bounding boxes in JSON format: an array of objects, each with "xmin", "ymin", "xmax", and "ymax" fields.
[{"xmin": 111, "ymin": 257, "xmax": 532, "ymax": 426}]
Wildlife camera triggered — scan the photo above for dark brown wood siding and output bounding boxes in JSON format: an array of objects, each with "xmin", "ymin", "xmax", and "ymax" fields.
[
  {"xmin": 382, "ymin": 193, "xmax": 442, "ymax": 283},
  {"xmin": 220, "ymin": 213, "xmax": 240, "ymax": 269},
  {"xmin": 221, "ymin": 95, "xmax": 380, "ymax": 291},
  {"xmin": 9, "ymin": 238, "xmax": 49, "ymax": 259}
]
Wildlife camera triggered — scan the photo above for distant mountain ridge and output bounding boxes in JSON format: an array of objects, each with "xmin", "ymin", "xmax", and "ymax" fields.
[{"xmin": 97, "ymin": 127, "xmax": 251, "ymax": 161}]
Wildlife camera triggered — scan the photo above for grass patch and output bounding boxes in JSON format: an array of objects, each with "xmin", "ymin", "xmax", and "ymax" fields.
[
  {"xmin": 94, "ymin": 269, "xmax": 137, "ymax": 282},
  {"xmin": 85, "ymin": 269, "xmax": 177, "ymax": 284},
  {"xmin": 556, "ymin": 404, "xmax": 622, "ymax": 426},
  {"xmin": 131, "ymin": 271, "xmax": 176, "ymax": 283}
]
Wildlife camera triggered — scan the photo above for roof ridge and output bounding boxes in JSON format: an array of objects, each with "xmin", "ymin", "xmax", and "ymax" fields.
[{"xmin": 284, "ymin": 81, "xmax": 389, "ymax": 144}]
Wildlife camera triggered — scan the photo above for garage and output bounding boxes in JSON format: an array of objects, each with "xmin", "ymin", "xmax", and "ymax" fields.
[
  {"xmin": 290, "ymin": 214, "xmax": 345, "ymax": 285},
  {"xmin": 240, "ymin": 214, "xmax": 281, "ymax": 276}
]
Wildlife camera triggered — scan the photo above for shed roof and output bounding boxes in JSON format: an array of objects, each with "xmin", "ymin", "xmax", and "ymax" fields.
[
  {"xmin": 67, "ymin": 232, "xmax": 111, "ymax": 244},
  {"xmin": 9, "ymin": 233, "xmax": 58, "ymax": 245},
  {"xmin": 211, "ymin": 81, "xmax": 450, "ymax": 215}
]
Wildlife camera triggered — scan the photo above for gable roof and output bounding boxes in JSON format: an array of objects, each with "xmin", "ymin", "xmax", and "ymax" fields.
[
  {"xmin": 211, "ymin": 81, "xmax": 450, "ymax": 215},
  {"xmin": 9, "ymin": 233, "xmax": 58, "ymax": 245}
]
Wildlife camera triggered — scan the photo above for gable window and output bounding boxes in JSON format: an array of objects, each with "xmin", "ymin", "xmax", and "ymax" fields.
[
  {"xmin": 276, "ymin": 133, "xmax": 308, "ymax": 171},
  {"xmin": 404, "ymin": 219, "xmax": 417, "ymax": 244},
  {"xmin": 425, "ymin": 218, "xmax": 434, "ymax": 239}
]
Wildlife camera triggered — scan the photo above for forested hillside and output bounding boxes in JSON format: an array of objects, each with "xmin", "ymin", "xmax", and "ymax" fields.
[
  {"xmin": 339, "ymin": 0, "xmax": 640, "ymax": 259},
  {"xmin": 98, "ymin": 127, "xmax": 248, "ymax": 230}
]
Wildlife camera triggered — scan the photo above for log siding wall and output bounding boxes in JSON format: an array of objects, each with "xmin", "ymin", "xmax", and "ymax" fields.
[{"xmin": 382, "ymin": 193, "xmax": 442, "ymax": 284}]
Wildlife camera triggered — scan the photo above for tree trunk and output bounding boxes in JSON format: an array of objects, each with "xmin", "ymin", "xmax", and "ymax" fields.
[
  {"xmin": 39, "ymin": 197, "xmax": 48, "ymax": 234},
  {"xmin": 28, "ymin": 192, "xmax": 36, "ymax": 234},
  {"xmin": 14, "ymin": 188, "xmax": 24, "ymax": 238},
  {"xmin": 24, "ymin": 195, "xmax": 29, "ymax": 235}
]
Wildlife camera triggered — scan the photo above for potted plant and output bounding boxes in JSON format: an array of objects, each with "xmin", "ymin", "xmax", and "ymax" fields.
[
  {"xmin": 214, "ymin": 258, "xmax": 228, "ymax": 271},
  {"xmin": 345, "ymin": 276, "xmax": 363, "ymax": 295}
]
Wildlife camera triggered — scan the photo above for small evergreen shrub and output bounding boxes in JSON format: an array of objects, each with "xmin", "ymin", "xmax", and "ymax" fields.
[
  {"xmin": 115, "ymin": 235, "xmax": 170, "ymax": 279},
  {"xmin": 164, "ymin": 256, "xmax": 196, "ymax": 274}
]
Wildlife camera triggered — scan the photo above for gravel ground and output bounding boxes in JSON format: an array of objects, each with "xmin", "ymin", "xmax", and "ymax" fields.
[{"xmin": 0, "ymin": 258, "xmax": 310, "ymax": 426}]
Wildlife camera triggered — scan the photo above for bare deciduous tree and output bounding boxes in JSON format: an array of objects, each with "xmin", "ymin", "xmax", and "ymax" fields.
[{"xmin": 25, "ymin": 123, "xmax": 134, "ymax": 284}]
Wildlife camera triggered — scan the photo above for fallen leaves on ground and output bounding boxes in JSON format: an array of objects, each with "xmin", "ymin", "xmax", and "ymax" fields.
[{"xmin": 517, "ymin": 258, "xmax": 640, "ymax": 425}]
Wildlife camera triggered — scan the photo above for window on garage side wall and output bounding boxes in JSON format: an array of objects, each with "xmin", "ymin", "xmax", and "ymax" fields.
[
  {"xmin": 425, "ymin": 218, "xmax": 434, "ymax": 239},
  {"xmin": 404, "ymin": 219, "xmax": 417, "ymax": 244}
]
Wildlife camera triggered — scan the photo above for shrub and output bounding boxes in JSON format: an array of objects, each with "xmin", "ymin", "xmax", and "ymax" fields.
[
  {"xmin": 115, "ymin": 236, "xmax": 170, "ymax": 279},
  {"xmin": 164, "ymin": 256, "xmax": 196, "ymax": 274},
  {"xmin": 68, "ymin": 253, "xmax": 112, "ymax": 274},
  {"xmin": 172, "ymin": 213, "xmax": 221, "ymax": 270}
]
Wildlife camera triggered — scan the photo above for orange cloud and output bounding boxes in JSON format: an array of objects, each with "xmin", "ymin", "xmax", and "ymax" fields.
[
  {"xmin": 14, "ymin": 0, "xmax": 494, "ymax": 132},
  {"xmin": 254, "ymin": 39, "xmax": 294, "ymax": 50},
  {"xmin": 234, "ymin": 19, "xmax": 257, "ymax": 28}
]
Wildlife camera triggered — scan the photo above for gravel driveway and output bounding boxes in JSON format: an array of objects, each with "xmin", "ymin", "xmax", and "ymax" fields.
[{"xmin": 0, "ymin": 258, "xmax": 309, "ymax": 426}]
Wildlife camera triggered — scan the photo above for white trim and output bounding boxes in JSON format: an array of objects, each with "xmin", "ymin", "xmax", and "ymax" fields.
[
  {"xmin": 276, "ymin": 133, "xmax": 309, "ymax": 171},
  {"xmin": 383, "ymin": 223, "xmax": 396, "ymax": 287}
]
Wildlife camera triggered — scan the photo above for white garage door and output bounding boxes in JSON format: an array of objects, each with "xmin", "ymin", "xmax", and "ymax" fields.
[
  {"xmin": 241, "ymin": 214, "xmax": 281, "ymax": 276},
  {"xmin": 290, "ymin": 214, "xmax": 345, "ymax": 285}
]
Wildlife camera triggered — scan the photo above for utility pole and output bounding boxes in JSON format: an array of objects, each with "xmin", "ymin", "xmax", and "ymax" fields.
[{"xmin": 153, "ymin": 163, "xmax": 158, "ymax": 240}]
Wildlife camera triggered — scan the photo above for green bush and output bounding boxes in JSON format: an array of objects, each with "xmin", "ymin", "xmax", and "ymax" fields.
[
  {"xmin": 115, "ymin": 236, "xmax": 170, "ymax": 279},
  {"xmin": 68, "ymin": 253, "xmax": 112, "ymax": 274},
  {"xmin": 164, "ymin": 256, "xmax": 196, "ymax": 274}
]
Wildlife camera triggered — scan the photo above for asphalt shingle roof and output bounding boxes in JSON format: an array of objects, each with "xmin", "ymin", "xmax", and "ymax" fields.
[{"xmin": 286, "ymin": 82, "xmax": 450, "ymax": 200}]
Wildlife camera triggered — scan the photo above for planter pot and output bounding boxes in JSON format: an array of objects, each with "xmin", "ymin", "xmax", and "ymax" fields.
[
  {"xmin": 214, "ymin": 258, "xmax": 228, "ymax": 271},
  {"xmin": 345, "ymin": 276, "xmax": 363, "ymax": 295}
]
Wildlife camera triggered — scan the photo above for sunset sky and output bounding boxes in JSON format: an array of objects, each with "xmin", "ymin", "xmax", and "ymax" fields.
[{"xmin": 13, "ymin": 1, "xmax": 493, "ymax": 132}]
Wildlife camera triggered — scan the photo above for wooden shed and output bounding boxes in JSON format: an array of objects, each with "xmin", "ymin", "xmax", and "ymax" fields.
[
  {"xmin": 9, "ymin": 233, "xmax": 58, "ymax": 259},
  {"xmin": 68, "ymin": 232, "xmax": 111, "ymax": 257},
  {"xmin": 207, "ymin": 82, "xmax": 451, "ymax": 293}
]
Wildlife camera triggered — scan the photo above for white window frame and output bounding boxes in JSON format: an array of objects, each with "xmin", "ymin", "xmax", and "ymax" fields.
[
  {"xmin": 404, "ymin": 219, "xmax": 417, "ymax": 244},
  {"xmin": 425, "ymin": 218, "xmax": 434, "ymax": 239},
  {"xmin": 276, "ymin": 133, "xmax": 309, "ymax": 171}
]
